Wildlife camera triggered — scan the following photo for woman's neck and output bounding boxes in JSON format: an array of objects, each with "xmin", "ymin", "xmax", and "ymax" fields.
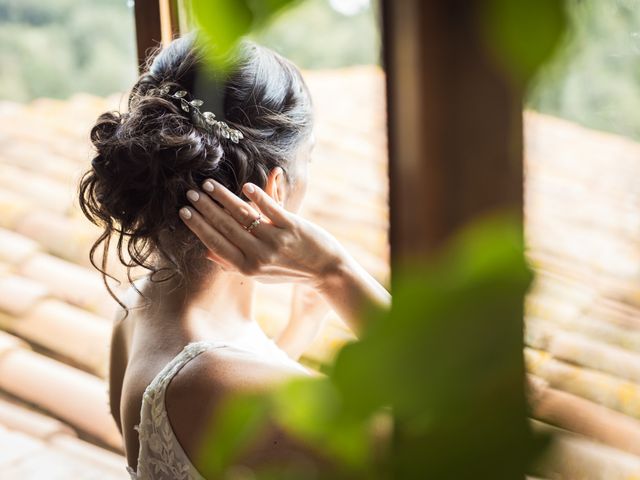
[{"xmin": 134, "ymin": 267, "xmax": 259, "ymax": 347}]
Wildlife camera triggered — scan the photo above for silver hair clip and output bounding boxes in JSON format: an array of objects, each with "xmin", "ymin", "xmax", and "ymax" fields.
[{"xmin": 159, "ymin": 84, "xmax": 244, "ymax": 143}]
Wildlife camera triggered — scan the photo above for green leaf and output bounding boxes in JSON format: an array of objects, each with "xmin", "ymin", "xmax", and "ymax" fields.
[
  {"xmin": 481, "ymin": 0, "xmax": 569, "ymax": 83},
  {"xmin": 331, "ymin": 211, "xmax": 541, "ymax": 478},
  {"xmin": 270, "ymin": 377, "xmax": 373, "ymax": 470},
  {"xmin": 191, "ymin": 0, "xmax": 302, "ymax": 68},
  {"xmin": 195, "ymin": 393, "xmax": 270, "ymax": 476}
]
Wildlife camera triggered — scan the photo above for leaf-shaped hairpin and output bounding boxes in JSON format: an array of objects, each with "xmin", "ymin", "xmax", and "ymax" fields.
[
  {"xmin": 158, "ymin": 86, "xmax": 244, "ymax": 143},
  {"xmin": 203, "ymin": 111, "xmax": 216, "ymax": 124}
]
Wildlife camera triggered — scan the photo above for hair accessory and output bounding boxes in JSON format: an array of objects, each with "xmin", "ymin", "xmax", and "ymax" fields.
[{"xmin": 158, "ymin": 84, "xmax": 245, "ymax": 143}]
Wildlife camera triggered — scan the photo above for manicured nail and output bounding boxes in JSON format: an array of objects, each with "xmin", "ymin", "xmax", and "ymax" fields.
[
  {"xmin": 203, "ymin": 180, "xmax": 214, "ymax": 192},
  {"xmin": 179, "ymin": 207, "xmax": 192, "ymax": 220},
  {"xmin": 187, "ymin": 190, "xmax": 199, "ymax": 202},
  {"xmin": 244, "ymin": 183, "xmax": 255, "ymax": 194}
]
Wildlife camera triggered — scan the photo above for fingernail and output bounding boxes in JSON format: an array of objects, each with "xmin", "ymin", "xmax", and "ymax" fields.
[
  {"xmin": 244, "ymin": 183, "xmax": 255, "ymax": 194},
  {"xmin": 187, "ymin": 190, "xmax": 199, "ymax": 202},
  {"xmin": 179, "ymin": 207, "xmax": 192, "ymax": 220},
  {"xmin": 203, "ymin": 180, "xmax": 214, "ymax": 192}
]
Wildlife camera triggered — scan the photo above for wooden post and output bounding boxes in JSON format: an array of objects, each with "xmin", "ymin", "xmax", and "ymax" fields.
[
  {"xmin": 382, "ymin": 3, "xmax": 532, "ymax": 477},
  {"xmin": 134, "ymin": 0, "xmax": 162, "ymax": 72},
  {"xmin": 134, "ymin": 0, "xmax": 181, "ymax": 73},
  {"xmin": 159, "ymin": 0, "xmax": 181, "ymax": 45},
  {"xmin": 382, "ymin": 0, "xmax": 523, "ymax": 267}
]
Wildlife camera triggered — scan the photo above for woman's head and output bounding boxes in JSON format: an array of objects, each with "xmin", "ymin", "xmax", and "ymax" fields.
[{"xmin": 79, "ymin": 33, "xmax": 314, "ymax": 293}]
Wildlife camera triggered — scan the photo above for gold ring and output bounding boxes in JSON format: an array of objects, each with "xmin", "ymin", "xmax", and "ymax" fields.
[{"xmin": 246, "ymin": 214, "xmax": 262, "ymax": 233}]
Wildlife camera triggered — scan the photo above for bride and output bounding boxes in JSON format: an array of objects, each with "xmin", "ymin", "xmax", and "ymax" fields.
[{"xmin": 79, "ymin": 32, "xmax": 390, "ymax": 479}]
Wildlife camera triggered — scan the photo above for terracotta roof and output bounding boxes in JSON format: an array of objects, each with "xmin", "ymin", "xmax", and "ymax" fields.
[
  {"xmin": 0, "ymin": 65, "xmax": 639, "ymax": 477},
  {"xmin": 533, "ymin": 420, "xmax": 640, "ymax": 479},
  {"xmin": 1, "ymin": 423, "xmax": 128, "ymax": 479},
  {"xmin": 525, "ymin": 111, "xmax": 640, "ymax": 476}
]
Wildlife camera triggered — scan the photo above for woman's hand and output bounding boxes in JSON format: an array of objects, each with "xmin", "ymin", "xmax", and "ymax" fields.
[
  {"xmin": 179, "ymin": 178, "xmax": 345, "ymax": 287},
  {"xmin": 179, "ymin": 178, "xmax": 391, "ymax": 335}
]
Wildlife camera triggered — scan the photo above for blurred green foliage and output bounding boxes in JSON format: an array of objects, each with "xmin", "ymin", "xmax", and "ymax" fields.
[
  {"xmin": 482, "ymin": 0, "xmax": 568, "ymax": 83},
  {"xmin": 191, "ymin": 0, "xmax": 304, "ymax": 69},
  {"xmin": 527, "ymin": 0, "xmax": 640, "ymax": 141},
  {"xmin": 0, "ymin": 0, "xmax": 379, "ymax": 102},
  {"xmin": 191, "ymin": 0, "xmax": 301, "ymax": 64}
]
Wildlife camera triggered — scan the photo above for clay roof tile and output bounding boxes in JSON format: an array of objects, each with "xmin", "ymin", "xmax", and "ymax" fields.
[
  {"xmin": 0, "ymin": 274, "xmax": 48, "ymax": 317},
  {"xmin": 0, "ymin": 396, "xmax": 75, "ymax": 440}
]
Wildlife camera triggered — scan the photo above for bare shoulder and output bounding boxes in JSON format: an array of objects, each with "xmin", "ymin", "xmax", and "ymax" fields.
[
  {"xmin": 165, "ymin": 346, "xmax": 305, "ymax": 432},
  {"xmin": 166, "ymin": 347, "xmax": 327, "ymax": 474}
]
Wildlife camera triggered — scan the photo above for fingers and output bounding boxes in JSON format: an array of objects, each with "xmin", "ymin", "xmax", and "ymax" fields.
[
  {"xmin": 202, "ymin": 178, "xmax": 261, "ymax": 227},
  {"xmin": 178, "ymin": 207, "xmax": 245, "ymax": 267},
  {"xmin": 186, "ymin": 189, "xmax": 261, "ymax": 251},
  {"xmin": 242, "ymin": 183, "xmax": 293, "ymax": 228},
  {"xmin": 200, "ymin": 179, "xmax": 272, "ymax": 239}
]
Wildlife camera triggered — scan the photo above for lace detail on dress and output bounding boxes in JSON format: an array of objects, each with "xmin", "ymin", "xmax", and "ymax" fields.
[{"xmin": 127, "ymin": 341, "xmax": 225, "ymax": 480}]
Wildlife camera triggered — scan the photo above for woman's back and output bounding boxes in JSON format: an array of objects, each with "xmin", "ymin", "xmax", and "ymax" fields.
[
  {"xmin": 124, "ymin": 341, "xmax": 216, "ymax": 480},
  {"xmin": 116, "ymin": 334, "xmax": 313, "ymax": 478},
  {"xmin": 111, "ymin": 295, "xmax": 312, "ymax": 479}
]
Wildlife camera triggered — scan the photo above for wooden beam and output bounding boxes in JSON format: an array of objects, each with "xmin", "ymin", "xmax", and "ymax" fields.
[
  {"xmin": 381, "ymin": 4, "xmax": 531, "ymax": 476},
  {"xmin": 160, "ymin": 0, "xmax": 181, "ymax": 45},
  {"xmin": 382, "ymin": 0, "xmax": 523, "ymax": 267},
  {"xmin": 134, "ymin": 0, "xmax": 181, "ymax": 73},
  {"xmin": 134, "ymin": 0, "xmax": 163, "ymax": 72}
]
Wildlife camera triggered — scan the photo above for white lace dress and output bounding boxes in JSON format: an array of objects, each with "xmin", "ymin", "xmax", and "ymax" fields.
[{"xmin": 126, "ymin": 340, "xmax": 308, "ymax": 480}]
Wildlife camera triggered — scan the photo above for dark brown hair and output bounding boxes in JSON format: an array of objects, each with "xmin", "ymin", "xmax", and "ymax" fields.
[{"xmin": 78, "ymin": 33, "xmax": 313, "ymax": 306}]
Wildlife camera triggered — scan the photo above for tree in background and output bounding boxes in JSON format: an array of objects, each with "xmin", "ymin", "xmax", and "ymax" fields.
[
  {"xmin": 253, "ymin": 0, "xmax": 379, "ymax": 69},
  {"xmin": 0, "ymin": 0, "xmax": 378, "ymax": 103},
  {"xmin": 528, "ymin": 0, "xmax": 640, "ymax": 141},
  {"xmin": 2, "ymin": 0, "xmax": 640, "ymax": 145},
  {"xmin": 0, "ymin": 0, "xmax": 137, "ymax": 101}
]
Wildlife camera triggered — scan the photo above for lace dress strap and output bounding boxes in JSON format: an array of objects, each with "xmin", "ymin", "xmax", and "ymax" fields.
[{"xmin": 127, "ymin": 341, "xmax": 227, "ymax": 480}]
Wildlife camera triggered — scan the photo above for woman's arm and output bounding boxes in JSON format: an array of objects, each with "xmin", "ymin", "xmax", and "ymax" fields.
[
  {"xmin": 179, "ymin": 178, "xmax": 391, "ymax": 336},
  {"xmin": 314, "ymin": 249, "xmax": 391, "ymax": 336},
  {"xmin": 276, "ymin": 285, "xmax": 331, "ymax": 359},
  {"xmin": 108, "ymin": 310, "xmax": 128, "ymax": 434}
]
